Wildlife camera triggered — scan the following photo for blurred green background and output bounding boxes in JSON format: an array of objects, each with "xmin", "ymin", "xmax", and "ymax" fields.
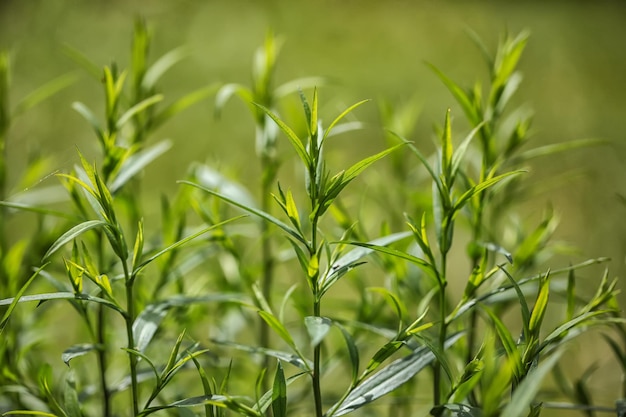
[{"xmin": 1, "ymin": 0, "xmax": 626, "ymax": 412}]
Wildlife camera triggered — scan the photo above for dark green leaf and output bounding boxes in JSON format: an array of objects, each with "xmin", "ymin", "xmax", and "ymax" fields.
[
  {"xmin": 271, "ymin": 362, "xmax": 287, "ymax": 417},
  {"xmin": 211, "ymin": 340, "xmax": 313, "ymax": 372}
]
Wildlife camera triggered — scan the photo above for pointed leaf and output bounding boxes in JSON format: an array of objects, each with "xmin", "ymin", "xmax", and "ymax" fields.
[
  {"xmin": 271, "ymin": 362, "xmax": 287, "ymax": 417},
  {"xmin": 453, "ymin": 170, "xmax": 524, "ymax": 213},
  {"xmin": 116, "ymin": 94, "xmax": 164, "ymax": 129},
  {"xmin": 328, "ymin": 332, "xmax": 463, "ymax": 416},
  {"xmin": 252, "ymin": 102, "xmax": 310, "ymax": 167},
  {"xmin": 334, "ymin": 322, "xmax": 360, "ymax": 386},
  {"xmin": 109, "ymin": 139, "xmax": 172, "ymax": 193},
  {"xmin": 0, "ymin": 291, "xmax": 125, "ymax": 315},
  {"xmin": 0, "ymin": 264, "xmax": 48, "ymax": 335},
  {"xmin": 152, "ymin": 84, "xmax": 219, "ymax": 129},
  {"xmin": 43, "ymin": 220, "xmax": 108, "ymax": 260},
  {"xmin": 321, "ymin": 231, "xmax": 411, "ymax": 295},
  {"xmin": 142, "ymin": 46, "xmax": 188, "ymax": 90},
  {"xmin": 212, "ymin": 340, "xmax": 312, "ymax": 372},
  {"xmin": 72, "ymin": 102, "xmax": 105, "ymax": 143},
  {"xmin": 14, "ymin": 72, "xmax": 78, "ymax": 116},
  {"xmin": 180, "ymin": 180, "xmax": 306, "ymax": 245},
  {"xmin": 500, "ymin": 350, "xmax": 562, "ymax": 417},
  {"xmin": 323, "ymin": 99, "xmax": 370, "ymax": 142},
  {"xmin": 426, "ymin": 63, "xmax": 480, "ymax": 125}
]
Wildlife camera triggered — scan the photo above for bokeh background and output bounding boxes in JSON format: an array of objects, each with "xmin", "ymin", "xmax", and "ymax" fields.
[{"xmin": 1, "ymin": 0, "xmax": 626, "ymax": 414}]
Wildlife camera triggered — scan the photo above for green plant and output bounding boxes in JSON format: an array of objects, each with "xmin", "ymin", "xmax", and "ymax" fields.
[{"xmin": 0, "ymin": 22, "xmax": 623, "ymax": 417}]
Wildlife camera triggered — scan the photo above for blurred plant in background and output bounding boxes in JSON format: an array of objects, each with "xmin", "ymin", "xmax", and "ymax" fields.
[{"xmin": 0, "ymin": 12, "xmax": 625, "ymax": 417}]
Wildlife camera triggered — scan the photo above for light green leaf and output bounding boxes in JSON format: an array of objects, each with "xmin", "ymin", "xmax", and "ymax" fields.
[
  {"xmin": 426, "ymin": 62, "xmax": 480, "ymax": 126},
  {"xmin": 180, "ymin": 180, "xmax": 306, "ymax": 245},
  {"xmin": 304, "ymin": 316, "xmax": 332, "ymax": 347},
  {"xmin": 109, "ymin": 139, "xmax": 172, "ymax": 193},
  {"xmin": 321, "ymin": 231, "xmax": 411, "ymax": 295},
  {"xmin": 529, "ymin": 273, "xmax": 550, "ymax": 334},
  {"xmin": 0, "ymin": 264, "xmax": 48, "ymax": 335},
  {"xmin": 43, "ymin": 220, "xmax": 108, "ymax": 260},
  {"xmin": 142, "ymin": 46, "xmax": 188, "ymax": 90},
  {"xmin": 453, "ymin": 170, "xmax": 524, "ymax": 213},
  {"xmin": 152, "ymin": 84, "xmax": 219, "ymax": 129},
  {"xmin": 116, "ymin": 94, "xmax": 163, "ymax": 129},
  {"xmin": 133, "ymin": 215, "xmax": 246, "ymax": 278},
  {"xmin": 328, "ymin": 332, "xmax": 463, "ymax": 416},
  {"xmin": 323, "ymin": 99, "xmax": 370, "ymax": 143},
  {"xmin": 14, "ymin": 72, "xmax": 78, "ymax": 117},
  {"xmin": 253, "ymin": 102, "xmax": 311, "ymax": 167},
  {"xmin": 72, "ymin": 102, "xmax": 105, "ymax": 144},
  {"xmin": 0, "ymin": 292, "xmax": 125, "ymax": 316},
  {"xmin": 214, "ymin": 83, "xmax": 254, "ymax": 117}
]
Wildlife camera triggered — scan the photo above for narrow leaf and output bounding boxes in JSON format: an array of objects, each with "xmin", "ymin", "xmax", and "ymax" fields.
[
  {"xmin": 500, "ymin": 350, "xmax": 563, "ymax": 417},
  {"xmin": 329, "ymin": 332, "xmax": 463, "ymax": 416},
  {"xmin": 211, "ymin": 340, "xmax": 312, "ymax": 372},
  {"xmin": 43, "ymin": 220, "xmax": 108, "ymax": 260},
  {"xmin": 109, "ymin": 139, "xmax": 172, "ymax": 193},
  {"xmin": 252, "ymin": 102, "xmax": 310, "ymax": 167},
  {"xmin": 0, "ymin": 264, "xmax": 48, "ymax": 335},
  {"xmin": 180, "ymin": 180, "xmax": 306, "ymax": 246},
  {"xmin": 116, "ymin": 94, "xmax": 164, "ymax": 129},
  {"xmin": 271, "ymin": 362, "xmax": 287, "ymax": 417}
]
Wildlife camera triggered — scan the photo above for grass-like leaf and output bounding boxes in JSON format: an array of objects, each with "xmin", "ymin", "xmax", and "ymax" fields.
[
  {"xmin": 0, "ymin": 292, "xmax": 125, "ymax": 316},
  {"xmin": 13, "ymin": 72, "xmax": 78, "ymax": 117},
  {"xmin": 321, "ymin": 231, "xmax": 411, "ymax": 295},
  {"xmin": 328, "ymin": 332, "xmax": 464, "ymax": 417},
  {"xmin": 116, "ymin": 94, "xmax": 163, "ymax": 129},
  {"xmin": 271, "ymin": 361, "xmax": 287, "ymax": 417},
  {"xmin": 109, "ymin": 139, "xmax": 172, "ymax": 193},
  {"xmin": 180, "ymin": 180, "xmax": 307, "ymax": 245},
  {"xmin": 253, "ymin": 102, "xmax": 311, "ymax": 167},
  {"xmin": 500, "ymin": 349, "xmax": 562, "ymax": 417},
  {"xmin": 0, "ymin": 264, "xmax": 48, "ymax": 335},
  {"xmin": 43, "ymin": 220, "xmax": 109, "ymax": 260},
  {"xmin": 211, "ymin": 340, "xmax": 313, "ymax": 372}
]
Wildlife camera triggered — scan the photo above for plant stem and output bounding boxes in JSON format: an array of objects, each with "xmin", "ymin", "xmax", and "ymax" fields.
[
  {"xmin": 312, "ymin": 299, "xmax": 323, "ymax": 417},
  {"xmin": 124, "ymin": 261, "xmax": 139, "ymax": 416},
  {"xmin": 260, "ymin": 150, "xmax": 276, "ymax": 391},
  {"xmin": 96, "ymin": 304, "xmax": 111, "ymax": 417}
]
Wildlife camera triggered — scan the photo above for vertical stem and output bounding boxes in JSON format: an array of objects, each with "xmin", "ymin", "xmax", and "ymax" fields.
[
  {"xmin": 312, "ymin": 299, "xmax": 323, "ymax": 417},
  {"xmin": 123, "ymin": 262, "xmax": 139, "ymax": 416},
  {"xmin": 96, "ymin": 304, "xmax": 111, "ymax": 417}
]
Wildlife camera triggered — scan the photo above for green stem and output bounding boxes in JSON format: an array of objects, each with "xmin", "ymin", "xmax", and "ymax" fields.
[
  {"xmin": 124, "ymin": 262, "xmax": 139, "ymax": 416},
  {"xmin": 312, "ymin": 299, "xmax": 323, "ymax": 417},
  {"xmin": 96, "ymin": 304, "xmax": 111, "ymax": 417},
  {"xmin": 260, "ymin": 150, "xmax": 276, "ymax": 391}
]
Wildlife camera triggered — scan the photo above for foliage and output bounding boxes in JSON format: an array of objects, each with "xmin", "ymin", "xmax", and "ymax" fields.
[{"xmin": 0, "ymin": 21, "xmax": 623, "ymax": 417}]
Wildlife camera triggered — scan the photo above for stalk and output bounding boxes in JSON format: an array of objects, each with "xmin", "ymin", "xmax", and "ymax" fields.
[
  {"xmin": 123, "ymin": 261, "xmax": 139, "ymax": 416},
  {"xmin": 312, "ymin": 298, "xmax": 323, "ymax": 417}
]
